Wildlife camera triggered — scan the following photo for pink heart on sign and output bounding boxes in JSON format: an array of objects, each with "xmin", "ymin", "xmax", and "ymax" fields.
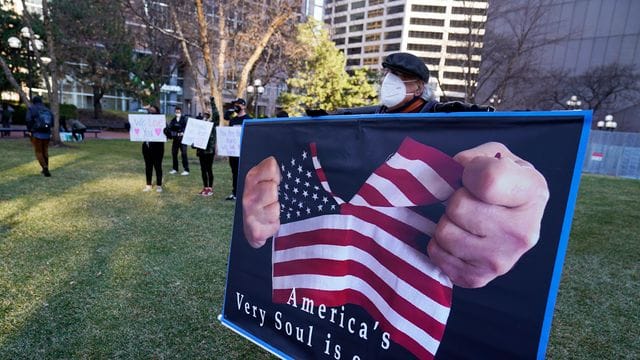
[
  {"xmin": 134, "ymin": 128, "xmax": 140, "ymax": 135},
  {"xmin": 155, "ymin": 128, "xmax": 162, "ymax": 136}
]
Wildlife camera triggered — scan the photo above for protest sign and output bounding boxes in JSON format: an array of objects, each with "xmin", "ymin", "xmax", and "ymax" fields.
[
  {"xmin": 220, "ymin": 111, "xmax": 591, "ymax": 359},
  {"xmin": 216, "ymin": 126, "xmax": 242, "ymax": 156},
  {"xmin": 128, "ymin": 114, "xmax": 167, "ymax": 142},
  {"xmin": 182, "ymin": 118, "xmax": 214, "ymax": 149}
]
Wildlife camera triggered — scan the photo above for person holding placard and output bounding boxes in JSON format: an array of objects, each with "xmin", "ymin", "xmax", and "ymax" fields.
[
  {"xmin": 223, "ymin": 98, "xmax": 251, "ymax": 201},
  {"xmin": 196, "ymin": 112, "xmax": 218, "ymax": 196},
  {"xmin": 142, "ymin": 105, "xmax": 165, "ymax": 192}
]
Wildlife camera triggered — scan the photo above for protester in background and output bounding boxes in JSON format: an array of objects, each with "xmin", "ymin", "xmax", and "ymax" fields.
[
  {"xmin": 1, "ymin": 103, "xmax": 14, "ymax": 136},
  {"xmin": 242, "ymin": 52, "xmax": 550, "ymax": 289},
  {"xmin": 142, "ymin": 105, "xmax": 164, "ymax": 192},
  {"xmin": 197, "ymin": 112, "xmax": 218, "ymax": 196},
  {"xmin": 59, "ymin": 115, "xmax": 68, "ymax": 132},
  {"xmin": 25, "ymin": 96, "xmax": 53, "ymax": 177},
  {"xmin": 168, "ymin": 106, "xmax": 190, "ymax": 176},
  {"xmin": 223, "ymin": 98, "xmax": 251, "ymax": 201},
  {"xmin": 68, "ymin": 118, "xmax": 87, "ymax": 141}
]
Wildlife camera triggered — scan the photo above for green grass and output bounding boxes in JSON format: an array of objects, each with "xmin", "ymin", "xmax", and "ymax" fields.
[{"xmin": 0, "ymin": 140, "xmax": 638, "ymax": 359}]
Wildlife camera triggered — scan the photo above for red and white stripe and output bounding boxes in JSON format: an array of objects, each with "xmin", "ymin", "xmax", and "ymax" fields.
[{"xmin": 273, "ymin": 137, "xmax": 463, "ymax": 359}]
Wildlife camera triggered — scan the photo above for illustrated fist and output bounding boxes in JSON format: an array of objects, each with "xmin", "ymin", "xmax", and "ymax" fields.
[
  {"xmin": 242, "ymin": 156, "xmax": 282, "ymax": 248},
  {"xmin": 428, "ymin": 142, "xmax": 550, "ymax": 288}
]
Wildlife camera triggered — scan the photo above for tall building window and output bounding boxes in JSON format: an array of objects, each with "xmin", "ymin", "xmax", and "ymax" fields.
[
  {"xmin": 419, "ymin": 57, "xmax": 441, "ymax": 66},
  {"xmin": 367, "ymin": 21, "xmax": 382, "ymax": 30},
  {"xmin": 448, "ymin": 33, "xmax": 484, "ymax": 42},
  {"xmin": 385, "ymin": 31, "xmax": 402, "ymax": 39},
  {"xmin": 387, "ymin": 5, "xmax": 404, "ymax": 14},
  {"xmin": 386, "ymin": 17, "xmax": 403, "ymax": 27},
  {"xmin": 384, "ymin": 43, "xmax": 401, "ymax": 52},
  {"xmin": 347, "ymin": 58, "xmax": 361, "ymax": 66},
  {"xmin": 349, "ymin": 24, "xmax": 364, "ymax": 32},
  {"xmin": 407, "ymin": 43, "xmax": 442, "ymax": 52},
  {"xmin": 365, "ymin": 33, "xmax": 381, "ymax": 41},
  {"xmin": 368, "ymin": 8, "xmax": 383, "ymax": 17},
  {"xmin": 411, "ymin": 5, "xmax": 446, "ymax": 13},
  {"xmin": 334, "ymin": 38, "xmax": 345, "ymax": 45},
  {"xmin": 447, "ymin": 46, "xmax": 482, "ymax": 56},
  {"xmin": 334, "ymin": 15, "xmax": 347, "ymax": 23},
  {"xmin": 408, "ymin": 31, "xmax": 443, "ymax": 39},
  {"xmin": 348, "ymin": 47, "xmax": 362, "ymax": 55},
  {"xmin": 349, "ymin": 35, "xmax": 363, "ymax": 43},
  {"xmin": 442, "ymin": 84, "xmax": 468, "ymax": 93},
  {"xmin": 444, "ymin": 71, "xmax": 468, "ymax": 80},
  {"xmin": 364, "ymin": 45, "xmax": 380, "ymax": 53},
  {"xmin": 452, "ymin": 7, "xmax": 487, "ymax": 16},
  {"xmin": 410, "ymin": 18, "xmax": 445, "ymax": 26},
  {"xmin": 351, "ymin": 1, "xmax": 365, "ymax": 10},
  {"xmin": 334, "ymin": 27, "xmax": 346, "ymax": 35},
  {"xmin": 363, "ymin": 57, "xmax": 379, "ymax": 66},
  {"xmin": 450, "ymin": 20, "xmax": 485, "ymax": 28},
  {"xmin": 368, "ymin": 0, "xmax": 384, "ymax": 5},
  {"xmin": 351, "ymin": 12, "xmax": 364, "ymax": 21},
  {"xmin": 445, "ymin": 58, "xmax": 480, "ymax": 67},
  {"xmin": 335, "ymin": 4, "xmax": 347, "ymax": 12}
]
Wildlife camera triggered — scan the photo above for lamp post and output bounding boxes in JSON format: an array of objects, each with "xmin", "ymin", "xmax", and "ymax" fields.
[
  {"xmin": 489, "ymin": 94, "xmax": 501, "ymax": 109},
  {"xmin": 246, "ymin": 79, "xmax": 265, "ymax": 117},
  {"xmin": 566, "ymin": 95, "xmax": 582, "ymax": 110},
  {"xmin": 596, "ymin": 114, "xmax": 617, "ymax": 131},
  {"xmin": 7, "ymin": 27, "xmax": 44, "ymax": 100}
]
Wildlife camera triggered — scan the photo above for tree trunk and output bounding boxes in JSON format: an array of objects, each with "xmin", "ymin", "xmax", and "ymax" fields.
[
  {"xmin": 171, "ymin": 8, "xmax": 206, "ymax": 114},
  {"xmin": 93, "ymin": 86, "xmax": 104, "ymax": 119},
  {"xmin": 195, "ymin": 0, "xmax": 224, "ymax": 125},
  {"xmin": 0, "ymin": 55, "xmax": 31, "ymax": 106}
]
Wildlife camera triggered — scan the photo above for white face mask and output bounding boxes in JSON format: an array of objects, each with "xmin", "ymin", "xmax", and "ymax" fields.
[{"xmin": 379, "ymin": 73, "xmax": 416, "ymax": 108}]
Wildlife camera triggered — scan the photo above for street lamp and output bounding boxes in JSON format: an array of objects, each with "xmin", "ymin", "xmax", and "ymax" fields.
[
  {"xmin": 597, "ymin": 114, "xmax": 617, "ymax": 131},
  {"xmin": 7, "ymin": 27, "xmax": 45, "ymax": 99},
  {"xmin": 489, "ymin": 94, "xmax": 502, "ymax": 109},
  {"xmin": 566, "ymin": 95, "xmax": 582, "ymax": 110},
  {"xmin": 246, "ymin": 79, "xmax": 265, "ymax": 117}
]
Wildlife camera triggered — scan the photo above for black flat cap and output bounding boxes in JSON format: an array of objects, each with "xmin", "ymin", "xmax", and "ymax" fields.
[
  {"xmin": 382, "ymin": 52, "xmax": 429, "ymax": 82},
  {"xmin": 232, "ymin": 98, "xmax": 246, "ymax": 105}
]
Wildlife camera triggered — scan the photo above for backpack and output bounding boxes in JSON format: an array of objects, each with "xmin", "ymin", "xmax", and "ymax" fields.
[{"xmin": 32, "ymin": 108, "xmax": 53, "ymax": 133}]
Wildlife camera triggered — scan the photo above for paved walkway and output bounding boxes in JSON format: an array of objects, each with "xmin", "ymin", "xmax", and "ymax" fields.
[{"xmin": 0, "ymin": 130, "xmax": 130, "ymax": 140}]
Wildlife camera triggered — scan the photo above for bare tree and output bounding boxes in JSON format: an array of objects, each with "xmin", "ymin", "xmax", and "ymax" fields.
[{"xmin": 476, "ymin": 0, "xmax": 570, "ymax": 108}]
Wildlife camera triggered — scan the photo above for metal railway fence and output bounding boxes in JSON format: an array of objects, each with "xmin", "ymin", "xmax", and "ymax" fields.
[{"xmin": 583, "ymin": 130, "xmax": 640, "ymax": 179}]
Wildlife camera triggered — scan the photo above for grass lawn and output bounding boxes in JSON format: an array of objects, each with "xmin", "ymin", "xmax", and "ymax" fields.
[{"xmin": 0, "ymin": 139, "xmax": 638, "ymax": 359}]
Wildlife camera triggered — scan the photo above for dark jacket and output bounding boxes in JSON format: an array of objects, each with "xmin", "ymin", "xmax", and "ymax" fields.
[
  {"xmin": 25, "ymin": 103, "xmax": 52, "ymax": 140},
  {"xmin": 229, "ymin": 113, "xmax": 251, "ymax": 127},
  {"xmin": 168, "ymin": 115, "xmax": 188, "ymax": 137},
  {"xmin": 331, "ymin": 100, "xmax": 494, "ymax": 115}
]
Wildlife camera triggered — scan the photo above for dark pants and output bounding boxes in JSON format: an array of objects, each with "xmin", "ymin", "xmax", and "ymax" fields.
[
  {"xmin": 199, "ymin": 153, "xmax": 214, "ymax": 187},
  {"xmin": 229, "ymin": 156, "xmax": 239, "ymax": 196},
  {"xmin": 30, "ymin": 137, "xmax": 50, "ymax": 169},
  {"xmin": 172, "ymin": 137, "xmax": 189, "ymax": 172},
  {"xmin": 72, "ymin": 129, "xmax": 85, "ymax": 141},
  {"xmin": 142, "ymin": 142, "xmax": 164, "ymax": 186}
]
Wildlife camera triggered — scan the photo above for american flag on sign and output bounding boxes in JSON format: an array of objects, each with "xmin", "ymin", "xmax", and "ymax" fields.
[{"xmin": 272, "ymin": 137, "xmax": 463, "ymax": 359}]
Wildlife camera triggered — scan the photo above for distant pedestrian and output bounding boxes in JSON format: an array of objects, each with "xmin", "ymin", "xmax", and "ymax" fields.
[
  {"xmin": 25, "ymin": 96, "xmax": 53, "ymax": 177},
  {"xmin": 167, "ymin": 106, "xmax": 190, "ymax": 176},
  {"xmin": 197, "ymin": 112, "xmax": 218, "ymax": 196},
  {"xmin": 68, "ymin": 119, "xmax": 87, "ymax": 141},
  {"xmin": 1, "ymin": 103, "xmax": 14, "ymax": 136},
  {"xmin": 142, "ymin": 105, "xmax": 164, "ymax": 192}
]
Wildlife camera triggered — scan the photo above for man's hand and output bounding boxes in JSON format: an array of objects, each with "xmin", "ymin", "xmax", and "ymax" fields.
[
  {"xmin": 242, "ymin": 156, "xmax": 282, "ymax": 248},
  {"xmin": 428, "ymin": 142, "xmax": 550, "ymax": 288}
]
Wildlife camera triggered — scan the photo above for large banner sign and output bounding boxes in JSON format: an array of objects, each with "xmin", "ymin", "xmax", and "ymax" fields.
[
  {"xmin": 182, "ymin": 118, "xmax": 214, "ymax": 149},
  {"xmin": 220, "ymin": 111, "xmax": 591, "ymax": 359},
  {"xmin": 128, "ymin": 114, "xmax": 167, "ymax": 142},
  {"xmin": 216, "ymin": 126, "xmax": 242, "ymax": 157}
]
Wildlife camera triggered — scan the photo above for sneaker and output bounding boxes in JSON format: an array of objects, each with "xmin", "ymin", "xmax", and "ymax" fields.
[
  {"xmin": 181, "ymin": 171, "xmax": 190, "ymax": 176},
  {"xmin": 169, "ymin": 169, "xmax": 178, "ymax": 174},
  {"xmin": 198, "ymin": 188, "xmax": 207, "ymax": 196},
  {"xmin": 203, "ymin": 187, "xmax": 213, "ymax": 197},
  {"xmin": 225, "ymin": 194, "xmax": 236, "ymax": 201},
  {"xmin": 143, "ymin": 185, "xmax": 153, "ymax": 192},
  {"xmin": 156, "ymin": 186, "xmax": 163, "ymax": 193}
]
